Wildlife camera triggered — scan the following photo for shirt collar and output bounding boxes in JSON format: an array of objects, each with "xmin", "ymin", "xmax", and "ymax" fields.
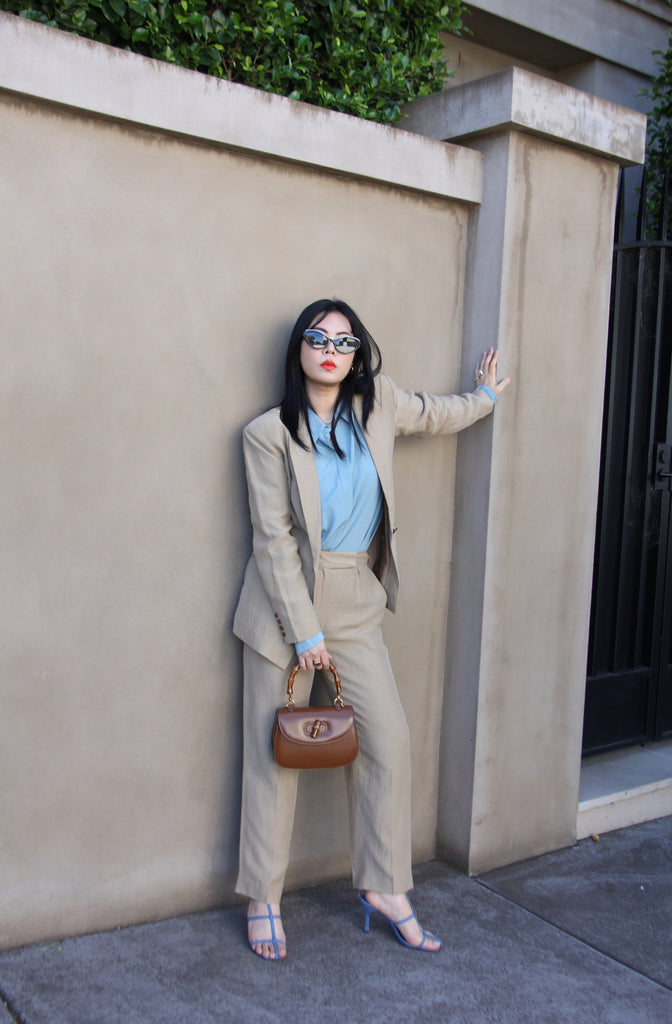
[{"xmin": 307, "ymin": 406, "xmax": 333, "ymax": 444}]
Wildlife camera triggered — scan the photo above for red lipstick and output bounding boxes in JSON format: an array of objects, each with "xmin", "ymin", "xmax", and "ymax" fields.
[{"xmin": 321, "ymin": 361, "xmax": 336, "ymax": 369}]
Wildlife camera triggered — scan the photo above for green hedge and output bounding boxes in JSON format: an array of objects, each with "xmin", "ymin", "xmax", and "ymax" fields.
[
  {"xmin": 3, "ymin": 0, "xmax": 465, "ymax": 123},
  {"xmin": 644, "ymin": 26, "xmax": 672, "ymax": 227}
]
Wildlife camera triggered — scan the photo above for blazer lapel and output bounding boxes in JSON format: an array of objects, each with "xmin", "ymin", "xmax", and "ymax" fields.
[
  {"xmin": 354, "ymin": 394, "xmax": 395, "ymax": 519},
  {"xmin": 288, "ymin": 416, "xmax": 322, "ymax": 566}
]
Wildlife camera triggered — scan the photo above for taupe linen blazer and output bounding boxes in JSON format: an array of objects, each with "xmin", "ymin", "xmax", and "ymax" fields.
[{"xmin": 233, "ymin": 374, "xmax": 494, "ymax": 668}]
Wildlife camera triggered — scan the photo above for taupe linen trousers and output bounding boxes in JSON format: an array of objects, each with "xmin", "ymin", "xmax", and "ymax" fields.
[{"xmin": 235, "ymin": 550, "xmax": 413, "ymax": 903}]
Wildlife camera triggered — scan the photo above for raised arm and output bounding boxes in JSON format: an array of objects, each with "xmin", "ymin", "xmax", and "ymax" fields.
[{"xmin": 386, "ymin": 348, "xmax": 509, "ymax": 437}]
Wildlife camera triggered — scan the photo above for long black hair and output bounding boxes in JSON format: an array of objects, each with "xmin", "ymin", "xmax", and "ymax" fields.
[{"xmin": 279, "ymin": 298, "xmax": 382, "ymax": 458}]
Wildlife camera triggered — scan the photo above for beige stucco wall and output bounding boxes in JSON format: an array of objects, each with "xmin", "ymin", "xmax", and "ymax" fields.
[{"xmin": 0, "ymin": 16, "xmax": 483, "ymax": 948}]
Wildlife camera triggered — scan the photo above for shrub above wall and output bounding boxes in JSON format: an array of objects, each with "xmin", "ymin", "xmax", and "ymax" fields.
[
  {"xmin": 1, "ymin": 0, "xmax": 466, "ymax": 123},
  {"xmin": 643, "ymin": 18, "xmax": 672, "ymax": 226}
]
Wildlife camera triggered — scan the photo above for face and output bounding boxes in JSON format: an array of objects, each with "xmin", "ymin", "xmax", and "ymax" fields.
[{"xmin": 300, "ymin": 310, "xmax": 356, "ymax": 390}]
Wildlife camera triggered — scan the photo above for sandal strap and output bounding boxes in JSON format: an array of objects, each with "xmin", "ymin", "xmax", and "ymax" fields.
[
  {"xmin": 392, "ymin": 912, "xmax": 415, "ymax": 927},
  {"xmin": 248, "ymin": 902, "xmax": 282, "ymax": 923},
  {"xmin": 393, "ymin": 904, "xmax": 440, "ymax": 948}
]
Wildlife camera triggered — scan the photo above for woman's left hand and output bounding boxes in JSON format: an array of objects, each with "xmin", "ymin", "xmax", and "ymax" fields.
[
  {"xmin": 474, "ymin": 348, "xmax": 511, "ymax": 397},
  {"xmin": 297, "ymin": 639, "xmax": 332, "ymax": 673}
]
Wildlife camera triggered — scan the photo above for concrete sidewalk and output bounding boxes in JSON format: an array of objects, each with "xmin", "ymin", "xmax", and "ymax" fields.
[{"xmin": 1, "ymin": 815, "xmax": 670, "ymax": 1024}]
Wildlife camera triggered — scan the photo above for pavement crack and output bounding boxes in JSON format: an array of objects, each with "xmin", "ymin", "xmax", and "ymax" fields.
[
  {"xmin": 0, "ymin": 990, "xmax": 27, "ymax": 1024},
  {"xmin": 474, "ymin": 878, "xmax": 672, "ymax": 994}
]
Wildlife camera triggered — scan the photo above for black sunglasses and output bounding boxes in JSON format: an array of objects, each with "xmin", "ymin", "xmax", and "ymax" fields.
[{"xmin": 302, "ymin": 329, "xmax": 361, "ymax": 355}]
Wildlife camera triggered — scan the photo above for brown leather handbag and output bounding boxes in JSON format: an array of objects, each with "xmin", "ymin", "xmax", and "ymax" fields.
[{"xmin": 272, "ymin": 661, "xmax": 358, "ymax": 769}]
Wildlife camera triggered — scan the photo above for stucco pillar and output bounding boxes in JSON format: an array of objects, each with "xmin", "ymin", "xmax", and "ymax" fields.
[{"xmin": 404, "ymin": 68, "xmax": 647, "ymax": 873}]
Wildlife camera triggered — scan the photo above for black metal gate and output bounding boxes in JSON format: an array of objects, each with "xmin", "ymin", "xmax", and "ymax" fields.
[{"xmin": 583, "ymin": 169, "xmax": 672, "ymax": 756}]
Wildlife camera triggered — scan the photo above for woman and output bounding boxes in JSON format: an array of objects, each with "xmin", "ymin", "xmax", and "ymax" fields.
[{"xmin": 233, "ymin": 299, "xmax": 510, "ymax": 960}]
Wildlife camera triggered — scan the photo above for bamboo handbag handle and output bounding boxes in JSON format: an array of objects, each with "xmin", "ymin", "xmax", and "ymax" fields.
[{"xmin": 285, "ymin": 661, "xmax": 344, "ymax": 708}]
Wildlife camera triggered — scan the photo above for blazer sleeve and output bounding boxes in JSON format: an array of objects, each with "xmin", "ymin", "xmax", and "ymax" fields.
[
  {"xmin": 381, "ymin": 375, "xmax": 495, "ymax": 437},
  {"xmin": 242, "ymin": 419, "xmax": 322, "ymax": 647}
]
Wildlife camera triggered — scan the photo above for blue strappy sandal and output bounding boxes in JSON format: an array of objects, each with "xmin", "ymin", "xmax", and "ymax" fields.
[
  {"xmin": 247, "ymin": 904, "xmax": 287, "ymax": 961},
  {"xmin": 358, "ymin": 892, "xmax": 443, "ymax": 952}
]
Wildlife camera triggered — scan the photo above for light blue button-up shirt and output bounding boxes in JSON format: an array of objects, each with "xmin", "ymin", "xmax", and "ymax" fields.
[{"xmin": 295, "ymin": 408, "xmax": 383, "ymax": 655}]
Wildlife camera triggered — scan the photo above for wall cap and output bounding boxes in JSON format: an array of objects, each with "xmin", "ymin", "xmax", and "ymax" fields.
[
  {"xmin": 461, "ymin": 0, "xmax": 672, "ymax": 78},
  {"xmin": 0, "ymin": 12, "xmax": 483, "ymax": 204},
  {"xmin": 403, "ymin": 66, "xmax": 647, "ymax": 167}
]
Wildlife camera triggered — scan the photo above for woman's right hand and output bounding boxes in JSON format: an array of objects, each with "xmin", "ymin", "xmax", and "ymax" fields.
[
  {"xmin": 297, "ymin": 639, "xmax": 332, "ymax": 672},
  {"xmin": 474, "ymin": 347, "xmax": 511, "ymax": 396}
]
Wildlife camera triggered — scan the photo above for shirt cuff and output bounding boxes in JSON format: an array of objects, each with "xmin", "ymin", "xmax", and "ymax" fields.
[
  {"xmin": 477, "ymin": 384, "xmax": 498, "ymax": 404},
  {"xmin": 295, "ymin": 632, "xmax": 324, "ymax": 655}
]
